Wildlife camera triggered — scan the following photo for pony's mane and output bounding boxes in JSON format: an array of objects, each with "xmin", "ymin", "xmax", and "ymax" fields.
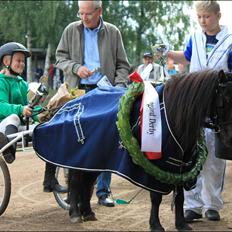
[{"xmin": 164, "ymin": 69, "xmax": 219, "ymax": 152}]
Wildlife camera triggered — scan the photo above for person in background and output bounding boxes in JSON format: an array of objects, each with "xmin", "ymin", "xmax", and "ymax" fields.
[
  {"xmin": 137, "ymin": 52, "xmax": 165, "ymax": 82},
  {"xmin": 48, "ymin": 63, "xmax": 55, "ymax": 89},
  {"xmin": 43, "ymin": 0, "xmax": 130, "ymax": 208},
  {"xmin": 166, "ymin": 57, "xmax": 177, "ymax": 76},
  {"xmin": 155, "ymin": 1, "xmax": 232, "ymax": 222},
  {"xmin": 34, "ymin": 65, "xmax": 43, "ymax": 82},
  {"xmin": 53, "ymin": 67, "xmax": 63, "ymax": 90},
  {"xmin": 177, "ymin": 63, "xmax": 187, "ymax": 73}
]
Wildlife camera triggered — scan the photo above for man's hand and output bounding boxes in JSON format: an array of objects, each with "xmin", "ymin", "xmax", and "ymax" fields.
[{"xmin": 77, "ymin": 66, "xmax": 93, "ymax": 79}]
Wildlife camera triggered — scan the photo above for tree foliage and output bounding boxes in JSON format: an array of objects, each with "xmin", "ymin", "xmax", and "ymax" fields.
[
  {"xmin": 103, "ymin": 1, "xmax": 193, "ymax": 64},
  {"xmin": 0, "ymin": 0, "xmax": 194, "ymax": 79}
]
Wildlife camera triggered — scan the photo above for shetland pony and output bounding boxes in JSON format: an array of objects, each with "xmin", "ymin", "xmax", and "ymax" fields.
[{"xmin": 67, "ymin": 70, "xmax": 232, "ymax": 231}]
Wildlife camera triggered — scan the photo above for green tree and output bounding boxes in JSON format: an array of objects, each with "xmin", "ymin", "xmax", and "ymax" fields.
[
  {"xmin": 33, "ymin": 1, "xmax": 76, "ymax": 76},
  {"xmin": 0, "ymin": 1, "xmax": 77, "ymax": 81},
  {"xmin": 0, "ymin": 0, "xmax": 194, "ymax": 79},
  {"xmin": 103, "ymin": 1, "xmax": 193, "ymax": 65},
  {"xmin": 0, "ymin": 1, "xmax": 43, "ymax": 81}
]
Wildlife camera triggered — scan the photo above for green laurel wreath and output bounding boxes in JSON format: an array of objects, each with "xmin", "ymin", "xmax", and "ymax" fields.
[{"xmin": 116, "ymin": 82, "xmax": 207, "ymax": 186}]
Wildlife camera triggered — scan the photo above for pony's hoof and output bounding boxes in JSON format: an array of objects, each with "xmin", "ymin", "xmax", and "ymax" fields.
[
  {"xmin": 176, "ymin": 222, "xmax": 192, "ymax": 231},
  {"xmin": 150, "ymin": 225, "xmax": 165, "ymax": 232},
  {"xmin": 69, "ymin": 210, "xmax": 82, "ymax": 223},
  {"xmin": 70, "ymin": 215, "xmax": 82, "ymax": 223},
  {"xmin": 83, "ymin": 212, "xmax": 97, "ymax": 221}
]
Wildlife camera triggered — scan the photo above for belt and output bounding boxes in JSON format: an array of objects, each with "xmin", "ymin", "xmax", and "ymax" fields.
[{"xmin": 79, "ymin": 84, "xmax": 97, "ymax": 91}]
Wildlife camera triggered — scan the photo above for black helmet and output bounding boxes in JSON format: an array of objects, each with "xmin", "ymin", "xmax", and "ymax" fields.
[{"xmin": 0, "ymin": 42, "xmax": 31, "ymax": 63}]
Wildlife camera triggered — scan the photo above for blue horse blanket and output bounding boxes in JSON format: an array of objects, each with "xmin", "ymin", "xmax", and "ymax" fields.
[{"xmin": 33, "ymin": 85, "xmax": 195, "ymax": 194}]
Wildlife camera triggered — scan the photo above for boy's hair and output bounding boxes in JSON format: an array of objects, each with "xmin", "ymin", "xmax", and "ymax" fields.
[{"xmin": 195, "ymin": 1, "xmax": 220, "ymax": 14}]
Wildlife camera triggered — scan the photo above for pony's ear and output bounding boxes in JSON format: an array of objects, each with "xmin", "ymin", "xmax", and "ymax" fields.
[{"xmin": 218, "ymin": 69, "xmax": 226, "ymax": 83}]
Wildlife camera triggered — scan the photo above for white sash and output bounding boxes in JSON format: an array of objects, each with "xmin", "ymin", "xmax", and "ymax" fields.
[
  {"xmin": 140, "ymin": 63, "xmax": 153, "ymax": 81},
  {"xmin": 141, "ymin": 81, "xmax": 162, "ymax": 155}
]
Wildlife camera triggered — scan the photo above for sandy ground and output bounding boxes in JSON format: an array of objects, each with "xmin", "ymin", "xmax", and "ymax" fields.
[{"xmin": 0, "ymin": 148, "xmax": 232, "ymax": 231}]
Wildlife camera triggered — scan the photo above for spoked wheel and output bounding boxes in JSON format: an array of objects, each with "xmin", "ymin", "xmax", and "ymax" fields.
[
  {"xmin": 0, "ymin": 157, "xmax": 11, "ymax": 216},
  {"xmin": 53, "ymin": 167, "xmax": 70, "ymax": 210}
]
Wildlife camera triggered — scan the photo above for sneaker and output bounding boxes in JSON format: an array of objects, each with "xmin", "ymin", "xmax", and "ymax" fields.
[
  {"xmin": 0, "ymin": 132, "xmax": 15, "ymax": 164},
  {"xmin": 98, "ymin": 195, "xmax": 115, "ymax": 207},
  {"xmin": 184, "ymin": 210, "xmax": 202, "ymax": 222},
  {"xmin": 205, "ymin": 210, "xmax": 220, "ymax": 221}
]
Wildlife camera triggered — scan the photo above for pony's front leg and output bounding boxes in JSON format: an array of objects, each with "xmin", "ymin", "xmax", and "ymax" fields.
[
  {"xmin": 175, "ymin": 186, "xmax": 192, "ymax": 231},
  {"xmin": 68, "ymin": 169, "xmax": 82, "ymax": 223},
  {"xmin": 149, "ymin": 191, "xmax": 165, "ymax": 232}
]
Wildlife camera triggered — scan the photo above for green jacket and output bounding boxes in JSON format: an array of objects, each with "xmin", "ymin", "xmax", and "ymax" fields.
[{"xmin": 0, "ymin": 74, "xmax": 40, "ymax": 122}]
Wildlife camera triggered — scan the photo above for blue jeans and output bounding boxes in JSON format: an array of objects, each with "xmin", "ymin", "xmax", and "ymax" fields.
[{"xmin": 96, "ymin": 172, "xmax": 112, "ymax": 198}]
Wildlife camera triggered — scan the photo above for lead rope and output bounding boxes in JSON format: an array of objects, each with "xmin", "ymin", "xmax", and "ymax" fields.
[{"xmin": 110, "ymin": 187, "xmax": 143, "ymax": 205}]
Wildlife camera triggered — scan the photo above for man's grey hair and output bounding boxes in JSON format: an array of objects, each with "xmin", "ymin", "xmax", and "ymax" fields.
[{"xmin": 78, "ymin": 1, "xmax": 102, "ymax": 9}]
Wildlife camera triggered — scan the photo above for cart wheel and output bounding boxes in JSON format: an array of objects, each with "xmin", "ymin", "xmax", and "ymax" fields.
[
  {"xmin": 0, "ymin": 157, "xmax": 11, "ymax": 216},
  {"xmin": 53, "ymin": 167, "xmax": 70, "ymax": 210}
]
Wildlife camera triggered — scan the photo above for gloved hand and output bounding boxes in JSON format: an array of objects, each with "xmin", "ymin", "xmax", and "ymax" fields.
[{"xmin": 151, "ymin": 44, "xmax": 169, "ymax": 57}]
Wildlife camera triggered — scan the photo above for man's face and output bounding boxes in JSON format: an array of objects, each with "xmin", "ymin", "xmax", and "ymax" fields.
[
  {"xmin": 143, "ymin": 56, "xmax": 153, "ymax": 65},
  {"xmin": 78, "ymin": 1, "xmax": 102, "ymax": 29},
  {"xmin": 196, "ymin": 10, "xmax": 221, "ymax": 35}
]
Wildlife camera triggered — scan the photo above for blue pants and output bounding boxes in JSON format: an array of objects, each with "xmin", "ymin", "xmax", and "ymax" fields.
[{"xmin": 96, "ymin": 172, "xmax": 112, "ymax": 198}]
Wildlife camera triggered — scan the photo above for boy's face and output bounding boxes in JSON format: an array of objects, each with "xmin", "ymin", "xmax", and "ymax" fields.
[{"xmin": 197, "ymin": 10, "xmax": 221, "ymax": 35}]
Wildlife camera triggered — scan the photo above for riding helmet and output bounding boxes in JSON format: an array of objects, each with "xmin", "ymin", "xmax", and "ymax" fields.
[{"xmin": 0, "ymin": 42, "xmax": 31, "ymax": 63}]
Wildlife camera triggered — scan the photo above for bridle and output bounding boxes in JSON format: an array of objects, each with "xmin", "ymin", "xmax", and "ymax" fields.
[{"xmin": 205, "ymin": 79, "xmax": 232, "ymax": 133}]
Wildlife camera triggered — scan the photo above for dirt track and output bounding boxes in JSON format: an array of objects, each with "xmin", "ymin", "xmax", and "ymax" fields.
[{"xmin": 1, "ymin": 149, "xmax": 232, "ymax": 231}]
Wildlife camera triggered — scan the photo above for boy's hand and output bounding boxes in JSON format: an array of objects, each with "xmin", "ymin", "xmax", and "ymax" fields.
[
  {"xmin": 23, "ymin": 105, "xmax": 33, "ymax": 117},
  {"xmin": 152, "ymin": 44, "xmax": 169, "ymax": 57}
]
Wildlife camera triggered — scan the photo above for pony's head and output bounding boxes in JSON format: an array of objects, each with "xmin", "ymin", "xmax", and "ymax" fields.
[
  {"xmin": 164, "ymin": 69, "xmax": 232, "ymax": 155},
  {"xmin": 164, "ymin": 69, "xmax": 219, "ymax": 152},
  {"xmin": 212, "ymin": 70, "xmax": 232, "ymax": 159}
]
